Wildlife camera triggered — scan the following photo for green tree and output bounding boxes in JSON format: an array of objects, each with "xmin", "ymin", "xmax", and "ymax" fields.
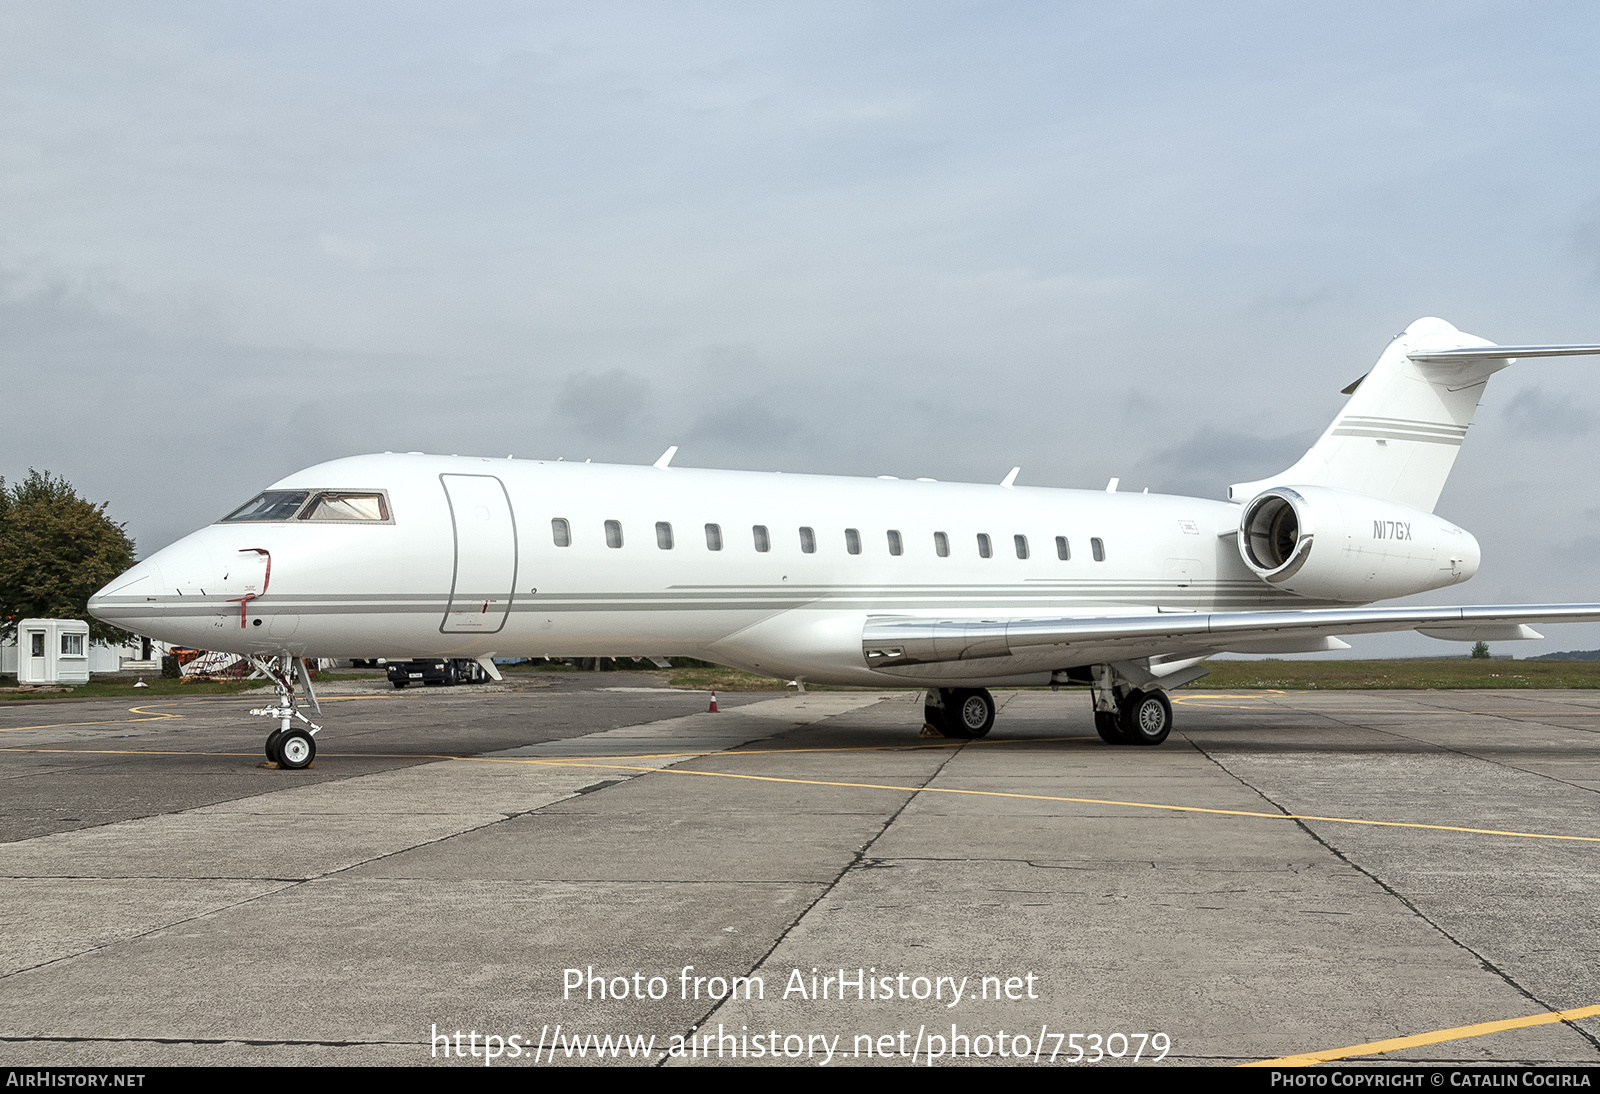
[
  {"xmin": 1471, "ymin": 640, "xmax": 1491, "ymax": 659},
  {"xmin": 0, "ymin": 470, "xmax": 137, "ymax": 642}
]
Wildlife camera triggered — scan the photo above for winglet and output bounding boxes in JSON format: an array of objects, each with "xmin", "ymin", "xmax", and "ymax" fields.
[
  {"xmin": 1001, "ymin": 467, "xmax": 1020, "ymax": 488},
  {"xmin": 653, "ymin": 446, "xmax": 678, "ymax": 469}
]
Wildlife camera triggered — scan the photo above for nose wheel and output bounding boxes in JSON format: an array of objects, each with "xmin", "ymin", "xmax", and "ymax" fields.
[
  {"xmin": 275, "ymin": 728, "xmax": 317, "ymax": 769},
  {"xmin": 250, "ymin": 655, "xmax": 323, "ymax": 769}
]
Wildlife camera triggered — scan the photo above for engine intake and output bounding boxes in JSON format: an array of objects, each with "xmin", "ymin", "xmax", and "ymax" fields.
[
  {"xmin": 1237, "ymin": 486, "xmax": 1479, "ymax": 601},
  {"xmin": 1243, "ymin": 490, "xmax": 1313, "ymax": 579}
]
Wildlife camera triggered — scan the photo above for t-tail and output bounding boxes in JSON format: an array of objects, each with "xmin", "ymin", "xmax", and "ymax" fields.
[{"xmin": 1229, "ymin": 317, "xmax": 1600, "ymax": 512}]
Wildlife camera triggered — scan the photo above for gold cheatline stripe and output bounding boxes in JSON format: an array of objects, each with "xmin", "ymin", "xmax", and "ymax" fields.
[{"xmin": 1243, "ymin": 1003, "xmax": 1600, "ymax": 1067}]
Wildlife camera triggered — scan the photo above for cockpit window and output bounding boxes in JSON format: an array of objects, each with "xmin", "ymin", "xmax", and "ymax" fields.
[
  {"xmin": 218, "ymin": 489, "xmax": 392, "ymax": 524},
  {"xmin": 300, "ymin": 492, "xmax": 390, "ymax": 522},
  {"xmin": 221, "ymin": 491, "xmax": 310, "ymax": 522}
]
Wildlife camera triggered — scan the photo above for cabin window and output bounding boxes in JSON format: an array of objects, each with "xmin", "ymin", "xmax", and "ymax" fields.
[
  {"xmin": 845, "ymin": 528, "xmax": 861, "ymax": 555},
  {"xmin": 1014, "ymin": 534, "xmax": 1029, "ymax": 560},
  {"xmin": 977, "ymin": 533, "xmax": 992, "ymax": 559},
  {"xmin": 934, "ymin": 531, "xmax": 950, "ymax": 557},
  {"xmin": 1056, "ymin": 535, "xmax": 1070, "ymax": 560},
  {"xmin": 1091, "ymin": 537, "xmax": 1105, "ymax": 562},
  {"xmin": 220, "ymin": 491, "xmax": 310, "ymax": 523},
  {"xmin": 887, "ymin": 530, "xmax": 903, "ymax": 556},
  {"xmin": 753, "ymin": 525, "xmax": 771, "ymax": 552},
  {"xmin": 656, "ymin": 522, "xmax": 674, "ymax": 549},
  {"xmin": 552, "ymin": 518, "xmax": 571, "ymax": 547},
  {"xmin": 605, "ymin": 520, "xmax": 624, "ymax": 548},
  {"xmin": 301, "ymin": 492, "xmax": 390, "ymax": 522},
  {"xmin": 799, "ymin": 526, "xmax": 816, "ymax": 553},
  {"xmin": 705, "ymin": 523, "xmax": 723, "ymax": 551}
]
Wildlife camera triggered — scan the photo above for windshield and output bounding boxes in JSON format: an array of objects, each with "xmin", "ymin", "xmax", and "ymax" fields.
[
  {"xmin": 301, "ymin": 493, "xmax": 389, "ymax": 522},
  {"xmin": 220, "ymin": 489, "xmax": 392, "ymax": 524},
  {"xmin": 221, "ymin": 491, "xmax": 310, "ymax": 522}
]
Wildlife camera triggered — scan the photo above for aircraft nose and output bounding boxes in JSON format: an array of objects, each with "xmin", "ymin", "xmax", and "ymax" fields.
[{"xmin": 87, "ymin": 557, "xmax": 165, "ymax": 628}]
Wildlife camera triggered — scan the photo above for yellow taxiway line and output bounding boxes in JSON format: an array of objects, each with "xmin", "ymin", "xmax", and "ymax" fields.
[
  {"xmin": 1246, "ymin": 1002, "xmax": 1600, "ymax": 1066},
  {"xmin": 461, "ymin": 754, "xmax": 1600, "ymax": 844},
  {"xmin": 4, "ymin": 730, "xmax": 1598, "ymax": 843},
  {"xmin": 0, "ymin": 693, "xmax": 380, "ymax": 733}
]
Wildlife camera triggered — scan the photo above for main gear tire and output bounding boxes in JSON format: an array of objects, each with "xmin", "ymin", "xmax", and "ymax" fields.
[
  {"xmin": 1118, "ymin": 688, "xmax": 1173, "ymax": 746},
  {"xmin": 952, "ymin": 688, "xmax": 996, "ymax": 738},
  {"xmin": 1094, "ymin": 710, "xmax": 1125, "ymax": 744}
]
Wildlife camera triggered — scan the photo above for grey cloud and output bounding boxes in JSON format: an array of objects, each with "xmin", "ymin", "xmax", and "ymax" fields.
[
  {"xmin": 1502, "ymin": 387, "xmax": 1592, "ymax": 438},
  {"xmin": 1137, "ymin": 427, "xmax": 1318, "ymax": 501},
  {"xmin": 553, "ymin": 370, "xmax": 652, "ymax": 437},
  {"xmin": 5, "ymin": 2, "xmax": 1600, "ymax": 660},
  {"xmin": 685, "ymin": 393, "xmax": 809, "ymax": 458},
  {"xmin": 1576, "ymin": 200, "xmax": 1600, "ymax": 280}
]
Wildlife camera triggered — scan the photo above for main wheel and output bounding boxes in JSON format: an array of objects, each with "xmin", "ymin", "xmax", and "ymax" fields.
[
  {"xmin": 277, "ymin": 728, "xmax": 317, "ymax": 769},
  {"xmin": 264, "ymin": 729, "xmax": 285, "ymax": 763},
  {"xmin": 1094, "ymin": 710, "xmax": 1125, "ymax": 744},
  {"xmin": 952, "ymin": 688, "xmax": 995, "ymax": 738},
  {"xmin": 1118, "ymin": 688, "xmax": 1172, "ymax": 746}
]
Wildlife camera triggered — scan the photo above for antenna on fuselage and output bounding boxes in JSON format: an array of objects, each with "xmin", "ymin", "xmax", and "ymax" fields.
[
  {"xmin": 654, "ymin": 445, "xmax": 679, "ymax": 468},
  {"xmin": 1000, "ymin": 467, "xmax": 1020, "ymax": 488}
]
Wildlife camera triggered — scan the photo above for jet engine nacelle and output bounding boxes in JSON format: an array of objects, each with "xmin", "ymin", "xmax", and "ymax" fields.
[{"xmin": 1237, "ymin": 485, "xmax": 1480, "ymax": 602}]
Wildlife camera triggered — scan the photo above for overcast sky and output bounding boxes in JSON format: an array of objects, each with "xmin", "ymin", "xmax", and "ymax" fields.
[{"xmin": 4, "ymin": 1, "xmax": 1598, "ymax": 656}]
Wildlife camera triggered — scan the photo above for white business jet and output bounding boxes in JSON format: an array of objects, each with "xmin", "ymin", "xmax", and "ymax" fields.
[{"xmin": 90, "ymin": 319, "xmax": 1600, "ymax": 768}]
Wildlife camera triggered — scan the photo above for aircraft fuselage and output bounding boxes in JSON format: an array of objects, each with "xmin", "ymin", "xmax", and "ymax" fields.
[{"xmin": 90, "ymin": 453, "xmax": 1311, "ymax": 687}]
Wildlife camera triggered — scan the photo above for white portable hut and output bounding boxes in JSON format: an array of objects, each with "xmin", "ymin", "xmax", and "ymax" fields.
[{"xmin": 15, "ymin": 619, "xmax": 92, "ymax": 685}]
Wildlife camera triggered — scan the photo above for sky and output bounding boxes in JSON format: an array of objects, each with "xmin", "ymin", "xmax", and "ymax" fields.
[{"xmin": 3, "ymin": 1, "xmax": 1598, "ymax": 657}]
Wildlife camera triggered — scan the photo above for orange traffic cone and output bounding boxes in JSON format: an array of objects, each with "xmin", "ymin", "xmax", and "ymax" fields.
[{"xmin": 708, "ymin": 690, "xmax": 719, "ymax": 713}]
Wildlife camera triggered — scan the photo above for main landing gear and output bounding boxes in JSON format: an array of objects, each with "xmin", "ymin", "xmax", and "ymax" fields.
[
  {"xmin": 918, "ymin": 676, "xmax": 1174, "ymax": 745},
  {"xmin": 1090, "ymin": 664, "xmax": 1173, "ymax": 746},
  {"xmin": 923, "ymin": 687, "xmax": 997, "ymax": 739},
  {"xmin": 249, "ymin": 655, "xmax": 324, "ymax": 770}
]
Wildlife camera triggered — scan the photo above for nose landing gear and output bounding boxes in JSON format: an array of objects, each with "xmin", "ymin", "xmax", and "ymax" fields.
[{"xmin": 249, "ymin": 655, "xmax": 323, "ymax": 769}]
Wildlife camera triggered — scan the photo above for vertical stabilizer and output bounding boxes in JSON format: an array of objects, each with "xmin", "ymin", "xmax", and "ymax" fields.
[{"xmin": 1230, "ymin": 319, "xmax": 1514, "ymax": 512}]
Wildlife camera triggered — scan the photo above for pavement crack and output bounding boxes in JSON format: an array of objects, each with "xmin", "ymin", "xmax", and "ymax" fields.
[
  {"xmin": 1185, "ymin": 732, "xmax": 1600, "ymax": 1058},
  {"xmin": 667, "ymin": 712, "xmax": 964, "ymax": 1067},
  {"xmin": 0, "ymin": 880, "xmax": 304, "ymax": 983},
  {"xmin": 1275, "ymin": 698, "xmax": 1600, "ymax": 799}
]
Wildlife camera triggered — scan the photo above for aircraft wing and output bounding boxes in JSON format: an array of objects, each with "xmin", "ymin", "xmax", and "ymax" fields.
[{"xmin": 861, "ymin": 604, "xmax": 1600, "ymax": 668}]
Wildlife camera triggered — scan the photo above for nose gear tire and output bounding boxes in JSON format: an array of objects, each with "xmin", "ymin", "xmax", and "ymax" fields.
[{"xmin": 277, "ymin": 728, "xmax": 316, "ymax": 769}]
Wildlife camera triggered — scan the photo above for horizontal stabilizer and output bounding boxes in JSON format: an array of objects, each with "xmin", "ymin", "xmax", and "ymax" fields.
[{"xmin": 1408, "ymin": 345, "xmax": 1600, "ymax": 365}]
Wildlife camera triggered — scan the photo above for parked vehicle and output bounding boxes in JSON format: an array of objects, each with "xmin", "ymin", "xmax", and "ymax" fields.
[{"xmin": 385, "ymin": 658, "xmax": 490, "ymax": 688}]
